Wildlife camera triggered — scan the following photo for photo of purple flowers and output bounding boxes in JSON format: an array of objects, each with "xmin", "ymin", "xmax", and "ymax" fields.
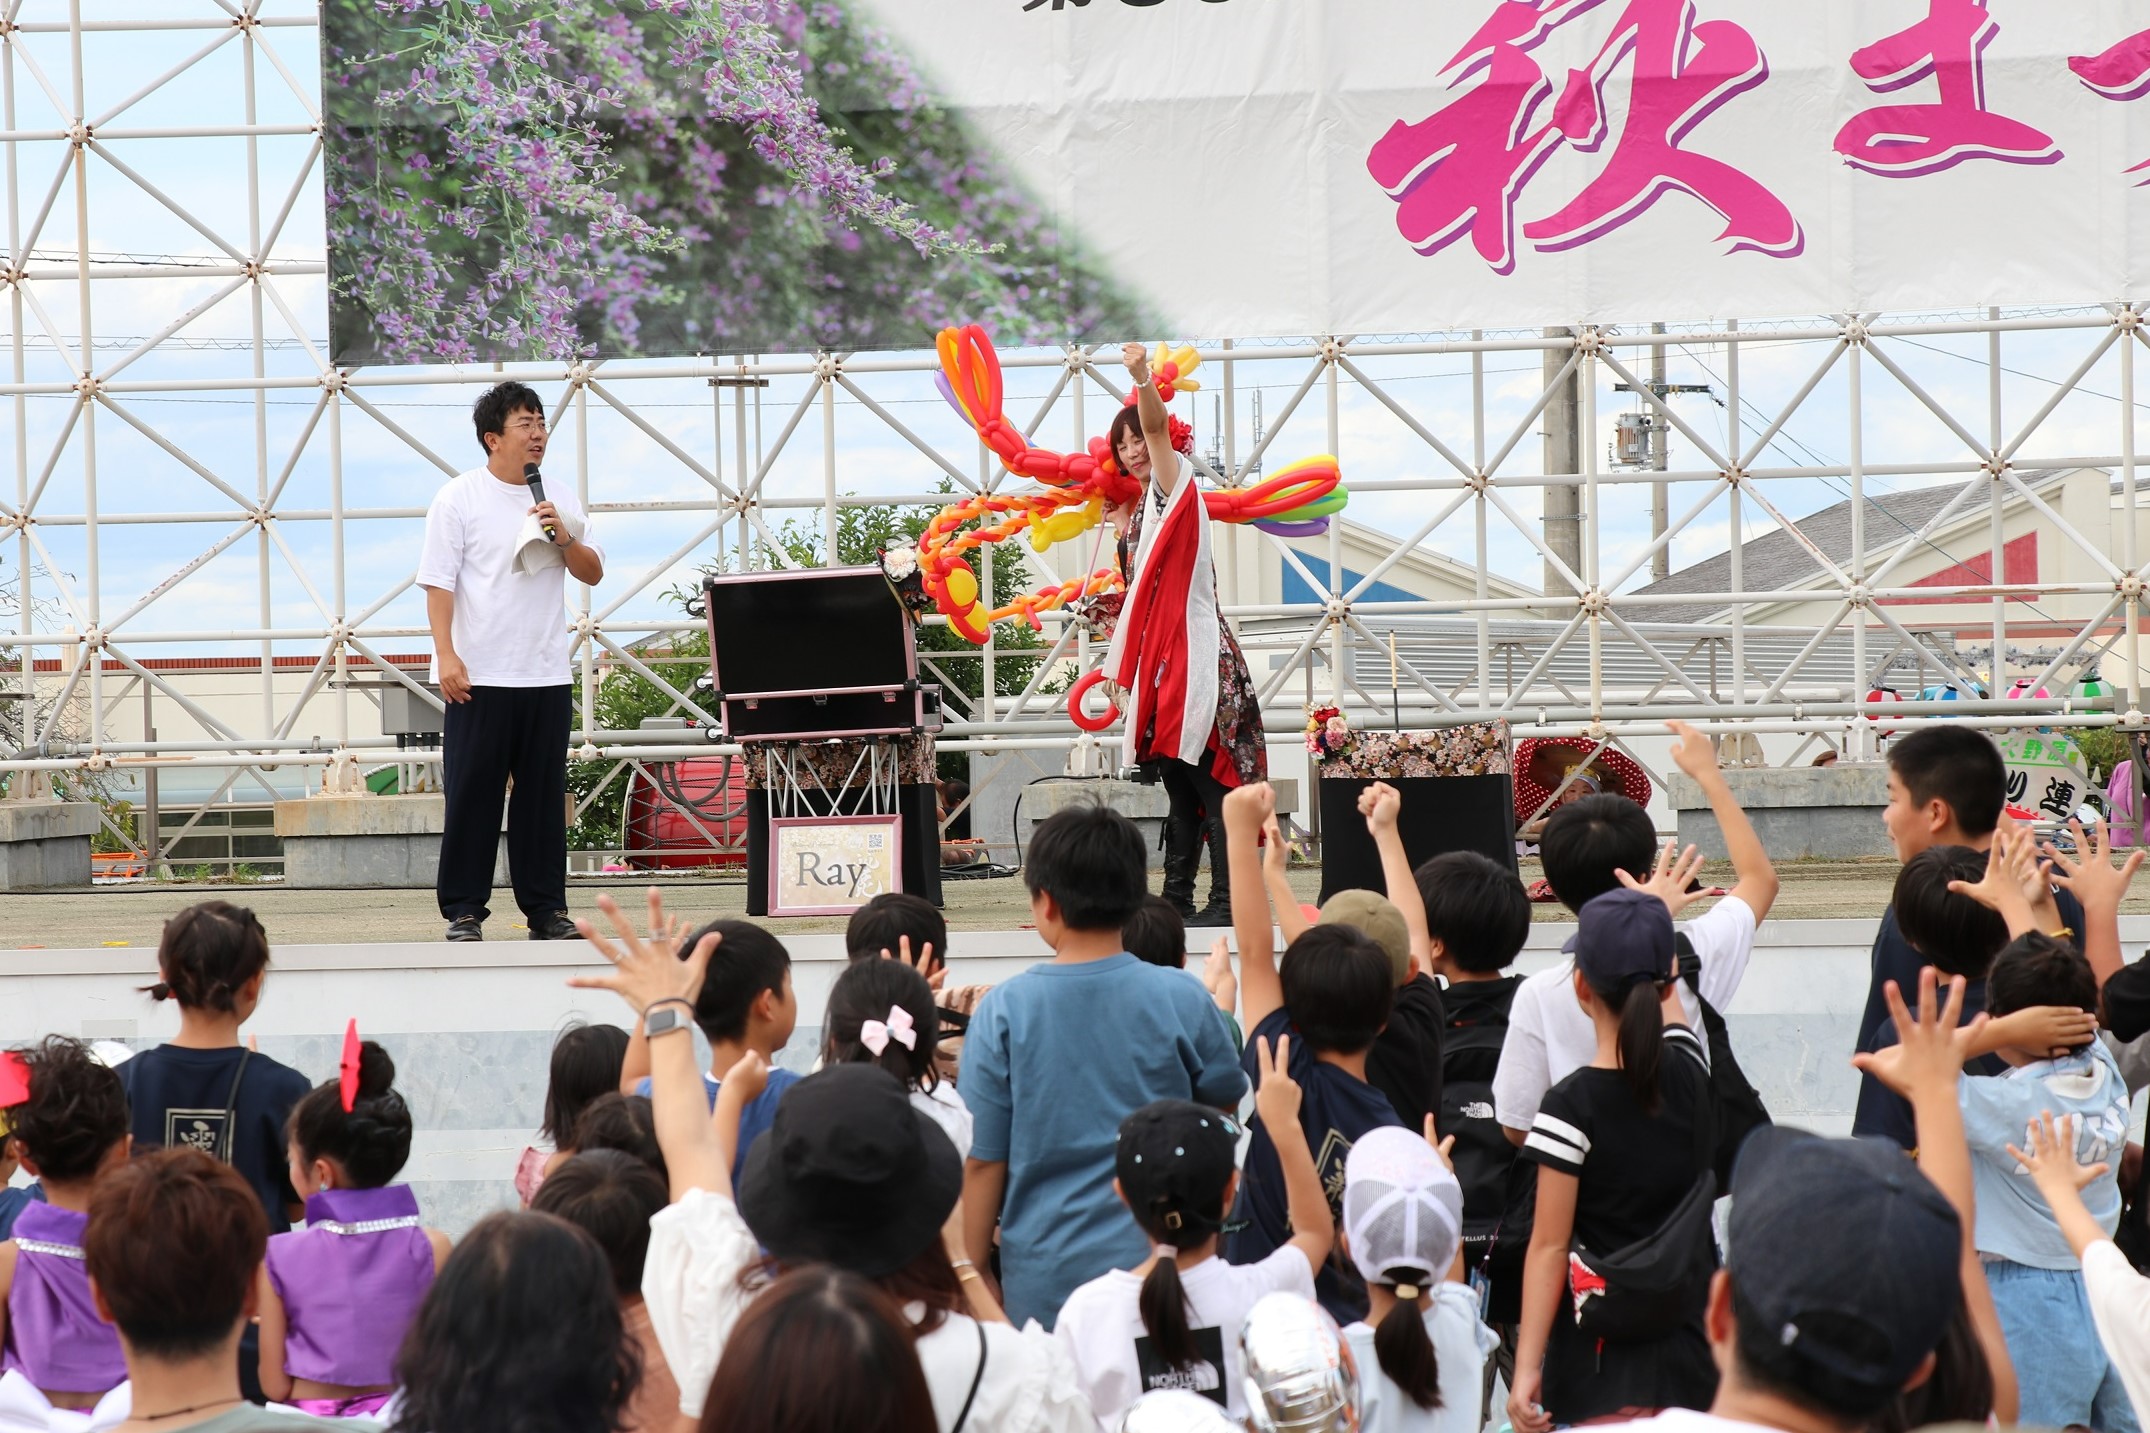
[{"xmin": 322, "ymin": 0, "xmax": 1157, "ymax": 365}]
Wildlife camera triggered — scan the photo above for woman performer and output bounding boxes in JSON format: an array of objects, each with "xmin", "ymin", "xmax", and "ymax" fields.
[{"xmin": 1099, "ymin": 341, "xmax": 1266, "ymax": 925}]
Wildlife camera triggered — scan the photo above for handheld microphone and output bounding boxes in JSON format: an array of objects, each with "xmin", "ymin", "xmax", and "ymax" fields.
[{"xmin": 523, "ymin": 462, "xmax": 559, "ymax": 543}]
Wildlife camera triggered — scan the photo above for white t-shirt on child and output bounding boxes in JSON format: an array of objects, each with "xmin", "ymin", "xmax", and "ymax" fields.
[
  {"xmin": 415, "ymin": 467, "xmax": 601, "ymax": 687},
  {"xmin": 1492, "ymin": 895, "xmax": 1758, "ymax": 1132},
  {"xmin": 1053, "ymin": 1244, "xmax": 1314, "ymax": 1429},
  {"xmin": 913, "ymin": 1081, "xmax": 973, "ymax": 1160},
  {"xmin": 1341, "ymin": 1284, "xmax": 1499, "ymax": 1433}
]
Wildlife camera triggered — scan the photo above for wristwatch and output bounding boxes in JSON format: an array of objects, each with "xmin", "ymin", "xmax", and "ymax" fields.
[{"xmin": 644, "ymin": 1003, "xmax": 693, "ymax": 1039}]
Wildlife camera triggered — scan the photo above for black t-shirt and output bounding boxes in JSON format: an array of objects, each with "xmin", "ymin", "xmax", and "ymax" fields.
[
  {"xmin": 1225, "ymin": 1007, "xmax": 1403, "ymax": 1323},
  {"xmin": 1365, "ymin": 974, "xmax": 1444, "ymax": 1138},
  {"xmin": 1519, "ymin": 1026, "xmax": 1711, "ymax": 1253},
  {"xmin": 119, "ymin": 1044, "xmax": 315, "ymax": 1232}
]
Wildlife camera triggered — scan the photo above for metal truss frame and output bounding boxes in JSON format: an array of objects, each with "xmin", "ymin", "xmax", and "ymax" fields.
[{"xmin": 5, "ymin": 4, "xmax": 2149, "ymax": 860}]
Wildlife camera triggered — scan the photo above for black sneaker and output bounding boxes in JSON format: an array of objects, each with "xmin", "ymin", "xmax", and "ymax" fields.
[
  {"xmin": 529, "ymin": 911, "xmax": 580, "ymax": 941},
  {"xmin": 445, "ymin": 915, "xmax": 484, "ymax": 943}
]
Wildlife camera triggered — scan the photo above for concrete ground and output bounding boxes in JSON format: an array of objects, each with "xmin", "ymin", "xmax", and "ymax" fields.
[{"xmin": 6, "ymin": 855, "xmax": 2143, "ymax": 948}]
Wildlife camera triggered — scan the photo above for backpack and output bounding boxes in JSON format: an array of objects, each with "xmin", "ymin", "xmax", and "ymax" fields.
[
  {"xmin": 1674, "ymin": 933, "xmax": 1771, "ymax": 1191},
  {"xmin": 1438, "ymin": 976, "xmax": 1530, "ymax": 1323}
]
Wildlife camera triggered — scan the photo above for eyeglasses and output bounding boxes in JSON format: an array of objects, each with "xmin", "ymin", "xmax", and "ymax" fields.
[{"xmin": 506, "ymin": 416, "xmax": 548, "ymax": 433}]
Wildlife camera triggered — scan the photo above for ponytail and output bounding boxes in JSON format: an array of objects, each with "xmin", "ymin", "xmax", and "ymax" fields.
[
  {"xmin": 1371, "ymin": 1277, "xmax": 1443, "ymax": 1411},
  {"xmin": 1138, "ymin": 1250, "xmax": 1202, "ymax": 1371},
  {"xmin": 1615, "ymin": 978, "xmax": 1665, "ymax": 1114}
]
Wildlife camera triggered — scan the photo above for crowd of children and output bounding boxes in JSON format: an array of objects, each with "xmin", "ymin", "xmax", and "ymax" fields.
[{"xmin": 9, "ymin": 719, "xmax": 2150, "ymax": 1431}]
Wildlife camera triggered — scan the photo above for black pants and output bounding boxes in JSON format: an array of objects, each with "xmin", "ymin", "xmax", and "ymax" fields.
[
  {"xmin": 1157, "ymin": 757, "xmax": 1228, "ymax": 837},
  {"xmin": 439, "ymin": 684, "xmax": 571, "ymax": 923}
]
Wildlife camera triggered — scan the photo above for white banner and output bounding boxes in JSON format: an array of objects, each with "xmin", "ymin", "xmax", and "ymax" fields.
[{"xmin": 855, "ymin": 0, "xmax": 2150, "ymax": 333}]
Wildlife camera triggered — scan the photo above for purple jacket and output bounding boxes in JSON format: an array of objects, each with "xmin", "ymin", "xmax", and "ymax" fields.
[
  {"xmin": 264, "ymin": 1185, "xmax": 435, "ymax": 1388},
  {"xmin": 3, "ymin": 1204, "xmax": 125, "ymax": 1394}
]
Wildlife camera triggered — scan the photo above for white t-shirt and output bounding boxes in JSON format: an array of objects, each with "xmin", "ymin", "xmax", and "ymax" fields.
[
  {"xmin": 913, "ymin": 1309, "xmax": 1095, "ymax": 1433},
  {"xmin": 915, "ymin": 1081, "xmax": 974, "ymax": 1161},
  {"xmin": 1053, "ymin": 1244, "xmax": 1316, "ymax": 1428},
  {"xmin": 2084, "ymin": 1239, "xmax": 2150, "ymax": 1421},
  {"xmin": 1341, "ymin": 1284, "xmax": 1499, "ymax": 1433},
  {"xmin": 1491, "ymin": 895, "xmax": 1758, "ymax": 1132},
  {"xmin": 415, "ymin": 467, "xmax": 601, "ymax": 687}
]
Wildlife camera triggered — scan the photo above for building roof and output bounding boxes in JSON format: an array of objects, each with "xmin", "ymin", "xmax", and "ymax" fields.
[{"xmin": 1628, "ymin": 469, "xmax": 2074, "ymax": 623}]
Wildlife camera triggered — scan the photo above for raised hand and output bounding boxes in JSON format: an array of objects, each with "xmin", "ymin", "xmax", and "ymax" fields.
[
  {"xmin": 720, "ymin": 1048, "xmax": 770, "ymax": 1108},
  {"xmin": 1253, "ymin": 1033, "xmax": 1304, "ymax": 1135},
  {"xmin": 568, "ymin": 892, "xmax": 715, "ymax": 1016},
  {"xmin": 1223, "ymin": 780, "xmax": 1276, "ymax": 833},
  {"xmin": 2045, "ymin": 818, "xmax": 2146, "ymax": 913},
  {"xmin": 1357, "ymin": 781, "xmax": 1401, "ymax": 834},
  {"xmin": 2008, "ymin": 1111, "xmax": 2109, "ymax": 1197},
  {"xmin": 1615, "ymin": 838, "xmax": 1709, "ymax": 917},
  {"xmin": 1121, "ymin": 342, "xmax": 1151, "ymax": 385},
  {"xmin": 1944, "ymin": 826, "xmax": 2040, "ymax": 929},
  {"xmin": 1850, "ymin": 966, "xmax": 1984, "ymax": 1100},
  {"xmin": 1665, "ymin": 720, "xmax": 1721, "ymax": 782},
  {"xmin": 886, "ymin": 933, "xmax": 946, "ymax": 994}
]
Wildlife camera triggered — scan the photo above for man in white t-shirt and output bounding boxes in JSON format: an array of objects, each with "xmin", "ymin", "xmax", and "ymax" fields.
[
  {"xmin": 415, "ymin": 382, "xmax": 604, "ymax": 942},
  {"xmin": 1492, "ymin": 721, "xmax": 1779, "ymax": 1137},
  {"xmin": 1591, "ymin": 1127, "xmax": 1962, "ymax": 1433}
]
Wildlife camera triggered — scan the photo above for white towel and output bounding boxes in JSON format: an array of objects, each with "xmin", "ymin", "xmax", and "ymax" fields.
[
  {"xmin": 0, "ymin": 1370, "xmax": 130, "ymax": 1430},
  {"xmin": 513, "ymin": 505, "xmax": 586, "ymax": 576}
]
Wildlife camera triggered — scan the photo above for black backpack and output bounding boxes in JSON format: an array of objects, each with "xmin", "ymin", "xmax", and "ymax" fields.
[
  {"xmin": 1674, "ymin": 933, "xmax": 1771, "ymax": 1191},
  {"xmin": 1438, "ymin": 976, "xmax": 1530, "ymax": 1323}
]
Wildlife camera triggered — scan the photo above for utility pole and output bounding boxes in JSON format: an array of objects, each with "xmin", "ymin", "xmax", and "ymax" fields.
[
  {"xmin": 1543, "ymin": 327, "xmax": 1580, "ymax": 601},
  {"xmin": 1650, "ymin": 321, "xmax": 1669, "ymax": 582}
]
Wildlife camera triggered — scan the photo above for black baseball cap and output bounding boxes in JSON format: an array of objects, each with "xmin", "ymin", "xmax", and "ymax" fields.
[
  {"xmin": 1116, "ymin": 1100, "xmax": 1240, "ymax": 1240},
  {"xmin": 1563, "ymin": 887, "xmax": 1675, "ymax": 992},
  {"xmin": 1728, "ymin": 1127, "xmax": 1962, "ymax": 1391},
  {"xmin": 737, "ymin": 1064, "xmax": 961, "ymax": 1279}
]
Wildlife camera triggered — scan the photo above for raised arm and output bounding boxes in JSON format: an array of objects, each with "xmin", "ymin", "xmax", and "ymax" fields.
[
  {"xmin": 1226, "ymin": 783, "xmax": 1284, "ymax": 1030},
  {"xmin": 1255, "ymin": 1034, "xmax": 1335, "ymax": 1277},
  {"xmin": 1665, "ymin": 720, "xmax": 1777, "ymax": 921},
  {"xmin": 1851, "ymin": 969, "xmax": 2018, "ymax": 1426},
  {"xmin": 2045, "ymin": 819, "xmax": 2146, "ymax": 990},
  {"xmin": 1361, "ymin": 781, "xmax": 1431, "ymax": 966},
  {"xmin": 1263, "ymin": 816, "xmax": 1308, "ymax": 949},
  {"xmin": 1121, "ymin": 342, "xmax": 1183, "ymax": 494}
]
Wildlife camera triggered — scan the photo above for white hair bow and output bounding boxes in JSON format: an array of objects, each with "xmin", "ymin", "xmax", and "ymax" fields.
[{"xmin": 860, "ymin": 1005, "xmax": 917, "ymax": 1057}]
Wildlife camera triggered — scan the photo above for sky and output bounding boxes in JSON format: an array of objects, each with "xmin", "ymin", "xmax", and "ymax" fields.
[{"xmin": 5, "ymin": 1, "xmax": 2149, "ymax": 678}]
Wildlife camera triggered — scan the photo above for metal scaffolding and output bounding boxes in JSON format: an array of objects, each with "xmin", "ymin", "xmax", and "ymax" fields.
[{"xmin": 3, "ymin": 4, "xmax": 2148, "ymax": 855}]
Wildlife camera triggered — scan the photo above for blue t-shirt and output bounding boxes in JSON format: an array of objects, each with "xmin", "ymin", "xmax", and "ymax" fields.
[
  {"xmin": 634, "ymin": 1066, "xmax": 802, "ymax": 1187},
  {"xmin": 0, "ymin": 1184, "xmax": 42, "ymax": 1241},
  {"xmin": 963, "ymin": 953, "xmax": 1247, "ymax": 1329},
  {"xmin": 1226, "ymin": 1007, "xmax": 1404, "ymax": 1323},
  {"xmin": 1856, "ymin": 889, "xmax": 2086, "ymax": 1053},
  {"xmin": 1960, "ymin": 1040, "xmax": 2130, "ymax": 1269}
]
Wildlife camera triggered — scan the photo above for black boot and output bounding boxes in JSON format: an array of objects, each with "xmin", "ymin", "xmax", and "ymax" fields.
[
  {"xmin": 1159, "ymin": 814, "xmax": 1201, "ymax": 918},
  {"xmin": 1189, "ymin": 815, "xmax": 1234, "ymax": 926}
]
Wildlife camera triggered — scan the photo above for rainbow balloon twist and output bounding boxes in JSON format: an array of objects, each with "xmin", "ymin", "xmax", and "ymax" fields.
[{"xmin": 921, "ymin": 324, "xmax": 1350, "ymax": 645}]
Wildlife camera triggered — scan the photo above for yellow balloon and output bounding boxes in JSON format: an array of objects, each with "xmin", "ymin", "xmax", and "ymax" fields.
[
  {"xmin": 1029, "ymin": 522, "xmax": 1054, "ymax": 553},
  {"xmin": 944, "ymin": 565, "xmax": 979, "ymax": 610}
]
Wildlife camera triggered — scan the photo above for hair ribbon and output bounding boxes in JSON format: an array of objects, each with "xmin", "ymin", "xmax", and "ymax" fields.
[
  {"xmin": 338, "ymin": 1018, "xmax": 361, "ymax": 1113},
  {"xmin": 0, "ymin": 1052, "xmax": 27, "ymax": 1108},
  {"xmin": 860, "ymin": 1005, "xmax": 916, "ymax": 1057}
]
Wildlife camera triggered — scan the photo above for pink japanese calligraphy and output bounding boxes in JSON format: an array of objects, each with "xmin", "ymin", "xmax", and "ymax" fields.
[
  {"xmin": 1835, "ymin": 0, "xmax": 2060, "ymax": 176},
  {"xmin": 2070, "ymin": 28, "xmax": 2150, "ymax": 179},
  {"xmin": 1367, "ymin": 0, "xmax": 1799, "ymax": 274}
]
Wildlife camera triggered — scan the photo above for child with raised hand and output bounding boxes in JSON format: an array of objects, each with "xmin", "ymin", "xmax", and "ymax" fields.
[
  {"xmin": 1223, "ymin": 780, "xmax": 1404, "ymax": 1323},
  {"xmin": 822, "ymin": 955, "xmax": 972, "ymax": 1158},
  {"xmin": 120, "ymin": 901, "xmax": 314, "ymax": 1231},
  {"xmin": 1339, "ymin": 1124, "xmax": 1498, "ymax": 1433},
  {"xmin": 0, "ymin": 1038, "xmax": 130, "ymax": 1413},
  {"xmin": 514, "ymin": 1021, "xmax": 629, "ymax": 1207},
  {"xmin": 256, "ymin": 1040, "xmax": 450, "ymax": 1417},
  {"xmin": 1055, "ymin": 1037, "xmax": 1333, "ymax": 1427},
  {"xmin": 2011, "ymin": 1110, "xmax": 2150, "ymax": 1419}
]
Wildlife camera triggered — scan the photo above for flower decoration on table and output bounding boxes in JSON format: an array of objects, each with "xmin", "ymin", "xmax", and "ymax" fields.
[
  {"xmin": 878, "ymin": 537, "xmax": 932, "ymax": 618},
  {"xmin": 1305, "ymin": 706, "xmax": 1353, "ymax": 761},
  {"xmin": 1317, "ymin": 720, "xmax": 1513, "ymax": 781}
]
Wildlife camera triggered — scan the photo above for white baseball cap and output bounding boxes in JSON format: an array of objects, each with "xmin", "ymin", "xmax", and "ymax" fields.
[{"xmin": 1341, "ymin": 1127, "xmax": 1462, "ymax": 1292}]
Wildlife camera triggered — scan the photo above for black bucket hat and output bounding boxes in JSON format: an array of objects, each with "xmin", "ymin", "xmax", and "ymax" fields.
[{"xmin": 736, "ymin": 1064, "xmax": 962, "ymax": 1279}]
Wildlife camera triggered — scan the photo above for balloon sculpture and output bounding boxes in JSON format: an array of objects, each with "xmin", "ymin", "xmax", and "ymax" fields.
[{"xmin": 920, "ymin": 325, "xmax": 1351, "ymax": 656}]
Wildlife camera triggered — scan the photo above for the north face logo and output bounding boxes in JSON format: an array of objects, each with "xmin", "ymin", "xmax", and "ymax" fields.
[{"xmin": 1461, "ymin": 1101, "xmax": 1494, "ymax": 1120}]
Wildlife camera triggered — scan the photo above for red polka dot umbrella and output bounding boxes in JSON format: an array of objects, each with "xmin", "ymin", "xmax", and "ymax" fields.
[{"xmin": 1513, "ymin": 737, "xmax": 1653, "ymax": 828}]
